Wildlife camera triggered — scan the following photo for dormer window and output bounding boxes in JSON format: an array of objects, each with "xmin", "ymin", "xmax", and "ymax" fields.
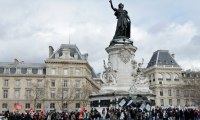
[
  {"xmin": 158, "ymin": 60, "xmax": 162, "ymax": 64},
  {"xmin": 190, "ymin": 74, "xmax": 192, "ymax": 77},
  {"xmin": 38, "ymin": 69, "xmax": 42, "ymax": 75},
  {"xmin": 74, "ymin": 53, "xmax": 78, "ymax": 60},
  {"xmin": 183, "ymin": 73, "xmax": 186, "ymax": 77},
  {"xmin": 16, "ymin": 68, "xmax": 20, "ymax": 74},
  {"xmin": 196, "ymin": 74, "xmax": 199, "ymax": 78},
  {"xmin": 55, "ymin": 53, "xmax": 59, "ymax": 59},
  {"xmin": 5, "ymin": 68, "xmax": 9, "ymax": 74},
  {"xmin": 165, "ymin": 60, "xmax": 168, "ymax": 64},
  {"xmin": 171, "ymin": 61, "xmax": 174, "ymax": 64},
  {"xmin": 27, "ymin": 69, "xmax": 32, "ymax": 74},
  {"xmin": 65, "ymin": 53, "xmax": 68, "ymax": 59}
]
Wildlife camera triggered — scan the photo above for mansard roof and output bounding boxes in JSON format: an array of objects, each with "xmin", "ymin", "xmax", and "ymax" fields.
[
  {"xmin": 50, "ymin": 44, "xmax": 86, "ymax": 60},
  {"xmin": 147, "ymin": 50, "xmax": 179, "ymax": 68}
]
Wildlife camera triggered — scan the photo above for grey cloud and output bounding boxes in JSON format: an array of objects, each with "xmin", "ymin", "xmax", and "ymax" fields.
[{"xmin": 147, "ymin": 23, "xmax": 167, "ymax": 34}]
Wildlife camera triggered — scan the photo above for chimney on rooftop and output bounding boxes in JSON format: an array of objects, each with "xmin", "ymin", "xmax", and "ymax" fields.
[
  {"xmin": 14, "ymin": 59, "xmax": 19, "ymax": 65},
  {"xmin": 49, "ymin": 46, "xmax": 54, "ymax": 57},
  {"xmin": 172, "ymin": 54, "xmax": 175, "ymax": 59}
]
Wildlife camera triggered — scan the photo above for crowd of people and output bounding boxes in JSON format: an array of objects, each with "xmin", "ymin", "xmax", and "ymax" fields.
[{"xmin": 1, "ymin": 106, "xmax": 200, "ymax": 120}]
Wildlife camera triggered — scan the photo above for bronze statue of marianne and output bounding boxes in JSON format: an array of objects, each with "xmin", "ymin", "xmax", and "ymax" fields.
[{"xmin": 109, "ymin": 0, "xmax": 131, "ymax": 39}]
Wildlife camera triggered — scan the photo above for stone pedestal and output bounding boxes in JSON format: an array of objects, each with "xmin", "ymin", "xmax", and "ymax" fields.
[{"xmin": 90, "ymin": 38, "xmax": 155, "ymax": 112}]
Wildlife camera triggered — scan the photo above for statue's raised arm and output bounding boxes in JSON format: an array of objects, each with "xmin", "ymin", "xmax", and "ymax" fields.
[{"xmin": 109, "ymin": 0, "xmax": 117, "ymax": 11}]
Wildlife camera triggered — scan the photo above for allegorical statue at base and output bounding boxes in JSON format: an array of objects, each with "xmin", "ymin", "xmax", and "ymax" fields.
[{"xmin": 109, "ymin": 0, "xmax": 131, "ymax": 39}]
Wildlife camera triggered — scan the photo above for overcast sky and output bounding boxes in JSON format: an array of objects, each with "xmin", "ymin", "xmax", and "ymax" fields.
[{"xmin": 0, "ymin": 0, "xmax": 200, "ymax": 73}]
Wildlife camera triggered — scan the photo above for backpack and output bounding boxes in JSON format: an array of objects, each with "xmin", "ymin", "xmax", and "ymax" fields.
[
  {"xmin": 195, "ymin": 112, "xmax": 198, "ymax": 117},
  {"xmin": 132, "ymin": 110, "xmax": 135, "ymax": 114},
  {"xmin": 164, "ymin": 113, "xmax": 168, "ymax": 118}
]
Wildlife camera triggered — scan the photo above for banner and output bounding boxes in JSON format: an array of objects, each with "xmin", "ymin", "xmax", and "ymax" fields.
[
  {"xmin": 119, "ymin": 99, "xmax": 126, "ymax": 107},
  {"xmin": 165, "ymin": 105, "xmax": 170, "ymax": 109},
  {"xmin": 146, "ymin": 104, "xmax": 151, "ymax": 111},
  {"xmin": 127, "ymin": 100, "xmax": 133, "ymax": 106},
  {"xmin": 46, "ymin": 106, "xmax": 49, "ymax": 113},
  {"xmin": 42, "ymin": 106, "xmax": 46, "ymax": 115},
  {"xmin": 23, "ymin": 110, "xmax": 27, "ymax": 114},
  {"xmin": 139, "ymin": 104, "xmax": 146, "ymax": 111}
]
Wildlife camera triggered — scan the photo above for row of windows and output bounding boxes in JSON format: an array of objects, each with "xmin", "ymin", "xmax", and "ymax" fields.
[
  {"xmin": 55, "ymin": 53, "xmax": 78, "ymax": 60},
  {"xmin": 3, "ymin": 90, "xmax": 81, "ymax": 99},
  {"xmin": 3, "ymin": 80, "xmax": 42, "ymax": 87},
  {"xmin": 4, "ymin": 68, "xmax": 43, "ymax": 74},
  {"xmin": 160, "ymin": 90, "xmax": 195, "ymax": 97},
  {"xmin": 51, "ymin": 69, "xmax": 80, "ymax": 75},
  {"xmin": 183, "ymin": 73, "xmax": 199, "ymax": 78},
  {"xmin": 149, "ymin": 74, "xmax": 179, "ymax": 82},
  {"xmin": 3, "ymin": 80, "xmax": 80, "ymax": 88},
  {"xmin": 160, "ymin": 99, "xmax": 195, "ymax": 106}
]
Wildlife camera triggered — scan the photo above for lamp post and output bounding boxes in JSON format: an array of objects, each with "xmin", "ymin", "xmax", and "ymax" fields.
[{"xmin": 62, "ymin": 80, "xmax": 64, "ymax": 112}]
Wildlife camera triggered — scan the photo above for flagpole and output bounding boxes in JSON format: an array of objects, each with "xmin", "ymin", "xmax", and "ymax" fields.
[{"xmin": 62, "ymin": 79, "xmax": 63, "ymax": 112}]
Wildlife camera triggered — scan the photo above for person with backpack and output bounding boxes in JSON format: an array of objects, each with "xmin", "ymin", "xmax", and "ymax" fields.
[
  {"xmin": 158, "ymin": 111, "xmax": 163, "ymax": 120},
  {"xmin": 174, "ymin": 110, "xmax": 180, "ymax": 120},
  {"xmin": 163, "ymin": 110, "xmax": 168, "ymax": 120},
  {"xmin": 194, "ymin": 109, "xmax": 199, "ymax": 120}
]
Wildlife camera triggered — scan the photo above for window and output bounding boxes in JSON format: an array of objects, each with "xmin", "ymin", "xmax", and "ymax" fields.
[
  {"xmin": 149, "ymin": 76, "xmax": 151, "ymax": 82},
  {"xmin": 76, "ymin": 103, "xmax": 80, "ymax": 109},
  {"xmin": 191, "ymin": 99, "xmax": 195, "ymax": 106},
  {"xmin": 26, "ymin": 90, "xmax": 30, "ymax": 98},
  {"xmin": 174, "ymin": 74, "xmax": 179, "ymax": 81},
  {"xmin": 64, "ymin": 69, "xmax": 68, "ymax": 75},
  {"xmin": 64, "ymin": 81, "xmax": 67, "ymax": 87},
  {"xmin": 2, "ymin": 104, "xmax": 7, "ymax": 108},
  {"xmin": 38, "ymin": 81, "xmax": 42, "ymax": 87},
  {"xmin": 160, "ymin": 90, "xmax": 163, "ymax": 96},
  {"xmin": 74, "ymin": 54, "xmax": 78, "ymax": 59},
  {"xmin": 37, "ymin": 91, "xmax": 41, "ymax": 99},
  {"xmin": 196, "ymin": 74, "xmax": 199, "ymax": 78},
  {"xmin": 25, "ymin": 103, "xmax": 30, "ymax": 109},
  {"xmin": 175, "ymin": 81, "xmax": 179, "ymax": 85},
  {"xmin": 37, "ymin": 103, "xmax": 41, "ymax": 109},
  {"xmin": 184, "ymin": 81, "xmax": 187, "ymax": 86},
  {"xmin": 27, "ymin": 69, "xmax": 31, "ymax": 74},
  {"xmin": 15, "ymin": 90, "xmax": 19, "ymax": 98},
  {"xmin": 158, "ymin": 74, "xmax": 163, "ymax": 80},
  {"xmin": 184, "ymin": 90, "xmax": 189, "ymax": 97},
  {"xmin": 76, "ymin": 70, "xmax": 80, "ymax": 75},
  {"xmin": 38, "ymin": 69, "xmax": 42, "ymax": 74},
  {"xmin": 5, "ymin": 68, "xmax": 9, "ymax": 73},
  {"xmin": 51, "ymin": 90, "xmax": 55, "ymax": 98},
  {"xmin": 76, "ymin": 81, "xmax": 80, "ymax": 87},
  {"xmin": 65, "ymin": 53, "xmax": 68, "ymax": 59},
  {"xmin": 153, "ymin": 74, "xmax": 155, "ymax": 81},
  {"xmin": 51, "ymin": 69, "xmax": 55, "ymax": 75},
  {"xmin": 161, "ymin": 99, "xmax": 164, "ymax": 106},
  {"xmin": 51, "ymin": 80, "xmax": 55, "ymax": 87},
  {"xmin": 177, "ymin": 99, "xmax": 180, "ymax": 106},
  {"xmin": 16, "ymin": 80, "xmax": 20, "ymax": 87},
  {"xmin": 16, "ymin": 68, "xmax": 20, "ymax": 74},
  {"xmin": 165, "ymin": 60, "xmax": 168, "ymax": 64},
  {"xmin": 63, "ymin": 91, "xmax": 68, "ymax": 98},
  {"xmin": 159, "ymin": 82, "xmax": 162, "ymax": 84},
  {"xmin": 190, "ymin": 74, "xmax": 192, "ymax": 77},
  {"xmin": 166, "ymin": 74, "xmax": 171, "ymax": 81},
  {"xmin": 50, "ymin": 103, "xmax": 55, "ymax": 108},
  {"xmin": 4, "ymin": 80, "xmax": 8, "ymax": 86},
  {"xmin": 168, "ymin": 90, "xmax": 172, "ymax": 96},
  {"xmin": 183, "ymin": 73, "xmax": 186, "ymax": 77},
  {"xmin": 55, "ymin": 53, "xmax": 59, "ymax": 59},
  {"xmin": 76, "ymin": 91, "xmax": 80, "ymax": 98},
  {"xmin": 169, "ymin": 99, "xmax": 172, "ymax": 106},
  {"xmin": 3, "ymin": 90, "xmax": 8, "ymax": 98},
  {"xmin": 176, "ymin": 90, "xmax": 179, "ymax": 96},
  {"xmin": 27, "ymin": 80, "xmax": 31, "ymax": 86}
]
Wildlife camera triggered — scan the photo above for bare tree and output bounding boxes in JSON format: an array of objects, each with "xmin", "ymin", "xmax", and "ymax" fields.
[
  {"xmin": 79, "ymin": 85, "xmax": 92, "ymax": 107},
  {"xmin": 25, "ymin": 80, "xmax": 50, "ymax": 111},
  {"xmin": 55, "ymin": 84, "xmax": 77, "ymax": 111}
]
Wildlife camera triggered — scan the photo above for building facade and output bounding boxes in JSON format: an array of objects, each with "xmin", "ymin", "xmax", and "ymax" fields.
[
  {"xmin": 0, "ymin": 44, "xmax": 101, "ymax": 113},
  {"xmin": 144, "ymin": 50, "xmax": 200, "ymax": 108}
]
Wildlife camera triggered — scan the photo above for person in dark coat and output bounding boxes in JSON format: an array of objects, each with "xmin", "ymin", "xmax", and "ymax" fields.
[
  {"xmin": 190, "ymin": 109, "xmax": 194, "ymax": 120},
  {"xmin": 179, "ymin": 110, "xmax": 183, "ymax": 120},
  {"xmin": 184, "ymin": 109, "xmax": 190, "ymax": 120}
]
